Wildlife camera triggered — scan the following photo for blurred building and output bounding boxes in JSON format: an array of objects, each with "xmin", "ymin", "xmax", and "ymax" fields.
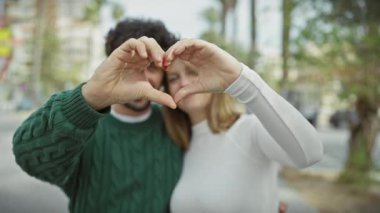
[{"xmin": 0, "ymin": 0, "xmax": 104, "ymax": 110}]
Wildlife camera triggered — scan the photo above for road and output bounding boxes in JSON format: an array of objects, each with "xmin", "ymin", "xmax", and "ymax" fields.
[
  {"xmin": 308, "ymin": 127, "xmax": 380, "ymax": 173},
  {"xmin": 0, "ymin": 111, "xmax": 68, "ymax": 213},
  {"xmin": 1, "ymin": 110, "xmax": 379, "ymax": 213}
]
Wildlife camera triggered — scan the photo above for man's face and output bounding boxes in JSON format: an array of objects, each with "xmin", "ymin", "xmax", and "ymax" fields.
[{"xmin": 123, "ymin": 63, "xmax": 164, "ymax": 112}]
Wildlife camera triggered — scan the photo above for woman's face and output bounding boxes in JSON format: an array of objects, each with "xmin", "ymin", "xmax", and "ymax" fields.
[{"xmin": 166, "ymin": 60, "xmax": 211, "ymax": 115}]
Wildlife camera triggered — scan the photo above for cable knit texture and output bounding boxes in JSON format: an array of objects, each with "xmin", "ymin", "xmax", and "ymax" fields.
[{"xmin": 13, "ymin": 85, "xmax": 183, "ymax": 213}]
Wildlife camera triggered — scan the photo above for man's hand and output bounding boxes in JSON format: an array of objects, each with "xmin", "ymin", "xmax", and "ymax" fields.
[{"xmin": 82, "ymin": 37, "xmax": 176, "ymax": 110}]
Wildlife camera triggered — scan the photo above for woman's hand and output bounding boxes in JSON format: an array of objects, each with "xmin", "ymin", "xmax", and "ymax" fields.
[
  {"xmin": 82, "ymin": 37, "xmax": 176, "ymax": 110},
  {"xmin": 164, "ymin": 39, "xmax": 241, "ymax": 103}
]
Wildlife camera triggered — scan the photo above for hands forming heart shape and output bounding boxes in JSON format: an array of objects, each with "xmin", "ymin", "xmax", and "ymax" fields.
[{"xmin": 82, "ymin": 37, "xmax": 242, "ymax": 111}]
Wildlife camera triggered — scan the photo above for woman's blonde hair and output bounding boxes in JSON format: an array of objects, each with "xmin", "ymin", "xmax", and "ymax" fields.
[{"xmin": 162, "ymin": 93, "xmax": 243, "ymax": 149}]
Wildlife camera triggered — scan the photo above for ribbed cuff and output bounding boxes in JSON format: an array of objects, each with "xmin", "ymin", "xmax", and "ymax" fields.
[
  {"xmin": 61, "ymin": 84, "xmax": 106, "ymax": 129},
  {"xmin": 224, "ymin": 63, "xmax": 264, "ymax": 104}
]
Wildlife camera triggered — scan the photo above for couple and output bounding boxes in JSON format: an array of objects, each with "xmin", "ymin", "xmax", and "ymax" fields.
[{"xmin": 13, "ymin": 18, "xmax": 323, "ymax": 213}]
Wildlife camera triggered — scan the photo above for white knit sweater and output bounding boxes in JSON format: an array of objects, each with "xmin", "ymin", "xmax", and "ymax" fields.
[{"xmin": 170, "ymin": 64, "xmax": 323, "ymax": 213}]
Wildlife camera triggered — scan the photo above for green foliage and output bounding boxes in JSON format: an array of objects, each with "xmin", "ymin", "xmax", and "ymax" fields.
[
  {"xmin": 294, "ymin": 0, "xmax": 380, "ymax": 185},
  {"xmin": 40, "ymin": 30, "xmax": 62, "ymax": 96},
  {"xmin": 200, "ymin": 5, "xmax": 249, "ymax": 65},
  {"xmin": 293, "ymin": 0, "xmax": 380, "ymax": 105},
  {"xmin": 83, "ymin": 0, "xmax": 106, "ymax": 24},
  {"xmin": 201, "ymin": 29, "xmax": 249, "ymax": 65},
  {"xmin": 83, "ymin": 0, "xmax": 124, "ymax": 24},
  {"xmin": 39, "ymin": 30, "xmax": 82, "ymax": 96},
  {"xmin": 202, "ymin": 7, "xmax": 220, "ymax": 28},
  {"xmin": 111, "ymin": 3, "xmax": 124, "ymax": 21}
]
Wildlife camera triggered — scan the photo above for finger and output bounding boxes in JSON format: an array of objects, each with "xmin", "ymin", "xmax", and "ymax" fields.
[
  {"xmin": 172, "ymin": 39, "xmax": 196, "ymax": 56},
  {"xmin": 145, "ymin": 88, "xmax": 177, "ymax": 109},
  {"xmin": 162, "ymin": 56, "xmax": 169, "ymax": 70},
  {"xmin": 164, "ymin": 38, "xmax": 191, "ymax": 61},
  {"xmin": 113, "ymin": 38, "xmax": 148, "ymax": 62},
  {"xmin": 166, "ymin": 39, "xmax": 206, "ymax": 63},
  {"xmin": 173, "ymin": 82, "xmax": 205, "ymax": 103},
  {"xmin": 175, "ymin": 39, "xmax": 209, "ymax": 56},
  {"xmin": 139, "ymin": 37, "xmax": 164, "ymax": 67},
  {"xmin": 163, "ymin": 43, "xmax": 179, "ymax": 67}
]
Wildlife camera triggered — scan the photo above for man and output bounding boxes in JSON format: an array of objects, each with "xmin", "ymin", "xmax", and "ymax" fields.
[{"xmin": 13, "ymin": 18, "xmax": 182, "ymax": 213}]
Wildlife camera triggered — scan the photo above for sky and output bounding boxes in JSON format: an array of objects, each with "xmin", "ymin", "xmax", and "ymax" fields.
[{"xmin": 102, "ymin": 0, "xmax": 282, "ymax": 56}]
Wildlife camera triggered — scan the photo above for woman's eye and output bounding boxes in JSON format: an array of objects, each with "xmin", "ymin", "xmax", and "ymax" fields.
[
  {"xmin": 186, "ymin": 69, "xmax": 198, "ymax": 76},
  {"xmin": 168, "ymin": 76, "xmax": 179, "ymax": 82}
]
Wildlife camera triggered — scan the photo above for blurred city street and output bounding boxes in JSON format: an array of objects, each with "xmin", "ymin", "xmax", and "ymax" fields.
[
  {"xmin": 309, "ymin": 128, "xmax": 380, "ymax": 173},
  {"xmin": 1, "ymin": 110, "xmax": 379, "ymax": 213},
  {"xmin": 1, "ymin": 0, "xmax": 379, "ymax": 212},
  {"xmin": 0, "ymin": 111, "xmax": 68, "ymax": 213}
]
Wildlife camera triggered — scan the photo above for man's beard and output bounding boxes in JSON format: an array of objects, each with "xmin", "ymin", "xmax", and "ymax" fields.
[{"xmin": 123, "ymin": 99, "xmax": 151, "ymax": 112}]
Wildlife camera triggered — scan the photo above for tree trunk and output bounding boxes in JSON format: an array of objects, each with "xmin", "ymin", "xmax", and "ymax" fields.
[
  {"xmin": 339, "ymin": 96, "xmax": 380, "ymax": 185},
  {"xmin": 231, "ymin": 1, "xmax": 238, "ymax": 44},
  {"xmin": 41, "ymin": 0, "xmax": 59, "ymax": 96},
  {"xmin": 248, "ymin": 0, "xmax": 256, "ymax": 69},
  {"xmin": 31, "ymin": 0, "xmax": 45, "ymax": 104},
  {"xmin": 280, "ymin": 0, "xmax": 292, "ymax": 88},
  {"xmin": 220, "ymin": 0, "xmax": 238, "ymax": 39},
  {"xmin": 221, "ymin": 1, "xmax": 228, "ymax": 37}
]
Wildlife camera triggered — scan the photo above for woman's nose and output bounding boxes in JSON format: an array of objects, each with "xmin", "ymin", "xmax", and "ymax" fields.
[{"xmin": 179, "ymin": 77, "xmax": 191, "ymax": 88}]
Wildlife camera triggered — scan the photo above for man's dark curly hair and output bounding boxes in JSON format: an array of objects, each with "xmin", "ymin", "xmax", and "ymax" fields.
[{"xmin": 105, "ymin": 18, "xmax": 178, "ymax": 56}]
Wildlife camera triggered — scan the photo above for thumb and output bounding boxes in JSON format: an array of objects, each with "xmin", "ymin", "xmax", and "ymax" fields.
[
  {"xmin": 145, "ymin": 87, "xmax": 177, "ymax": 109},
  {"xmin": 174, "ymin": 82, "xmax": 205, "ymax": 103}
]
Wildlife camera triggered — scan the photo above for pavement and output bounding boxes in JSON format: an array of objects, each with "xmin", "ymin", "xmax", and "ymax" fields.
[
  {"xmin": 1, "ymin": 110, "xmax": 379, "ymax": 213},
  {"xmin": 0, "ymin": 110, "xmax": 68, "ymax": 213},
  {"xmin": 278, "ymin": 179, "xmax": 318, "ymax": 213}
]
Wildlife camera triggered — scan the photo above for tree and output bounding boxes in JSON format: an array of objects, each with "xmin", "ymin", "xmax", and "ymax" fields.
[
  {"xmin": 280, "ymin": 0, "xmax": 295, "ymax": 88},
  {"xmin": 83, "ymin": 0, "xmax": 124, "ymax": 24},
  {"xmin": 200, "ymin": 4, "xmax": 248, "ymax": 64},
  {"xmin": 82, "ymin": 0, "xmax": 124, "ymax": 77},
  {"xmin": 294, "ymin": 0, "xmax": 380, "ymax": 185},
  {"xmin": 248, "ymin": 0, "xmax": 257, "ymax": 69},
  {"xmin": 218, "ymin": 0, "xmax": 238, "ymax": 37},
  {"xmin": 31, "ymin": 0, "xmax": 62, "ymax": 100}
]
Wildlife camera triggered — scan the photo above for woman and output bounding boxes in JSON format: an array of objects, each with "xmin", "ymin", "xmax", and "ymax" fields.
[{"xmin": 162, "ymin": 39, "xmax": 323, "ymax": 213}]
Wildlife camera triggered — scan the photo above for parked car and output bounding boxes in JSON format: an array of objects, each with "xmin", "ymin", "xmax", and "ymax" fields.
[
  {"xmin": 303, "ymin": 108, "xmax": 319, "ymax": 127},
  {"xmin": 280, "ymin": 89, "xmax": 319, "ymax": 127},
  {"xmin": 329, "ymin": 109, "xmax": 358, "ymax": 129},
  {"xmin": 16, "ymin": 98, "xmax": 33, "ymax": 111}
]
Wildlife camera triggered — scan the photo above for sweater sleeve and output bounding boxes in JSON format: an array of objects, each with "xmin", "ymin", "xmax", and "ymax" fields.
[
  {"xmin": 225, "ymin": 64, "xmax": 323, "ymax": 168},
  {"xmin": 12, "ymin": 84, "xmax": 105, "ymax": 187}
]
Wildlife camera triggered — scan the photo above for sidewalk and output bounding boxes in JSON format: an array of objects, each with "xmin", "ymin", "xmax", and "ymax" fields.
[
  {"xmin": 278, "ymin": 179, "xmax": 319, "ymax": 213},
  {"xmin": 0, "ymin": 110, "xmax": 69, "ymax": 213}
]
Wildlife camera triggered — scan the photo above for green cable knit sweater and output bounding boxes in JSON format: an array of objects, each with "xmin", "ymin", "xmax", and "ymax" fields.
[{"xmin": 12, "ymin": 85, "xmax": 183, "ymax": 213}]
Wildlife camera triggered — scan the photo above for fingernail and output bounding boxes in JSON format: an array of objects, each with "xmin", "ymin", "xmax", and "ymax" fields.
[{"xmin": 162, "ymin": 57, "xmax": 168, "ymax": 70}]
